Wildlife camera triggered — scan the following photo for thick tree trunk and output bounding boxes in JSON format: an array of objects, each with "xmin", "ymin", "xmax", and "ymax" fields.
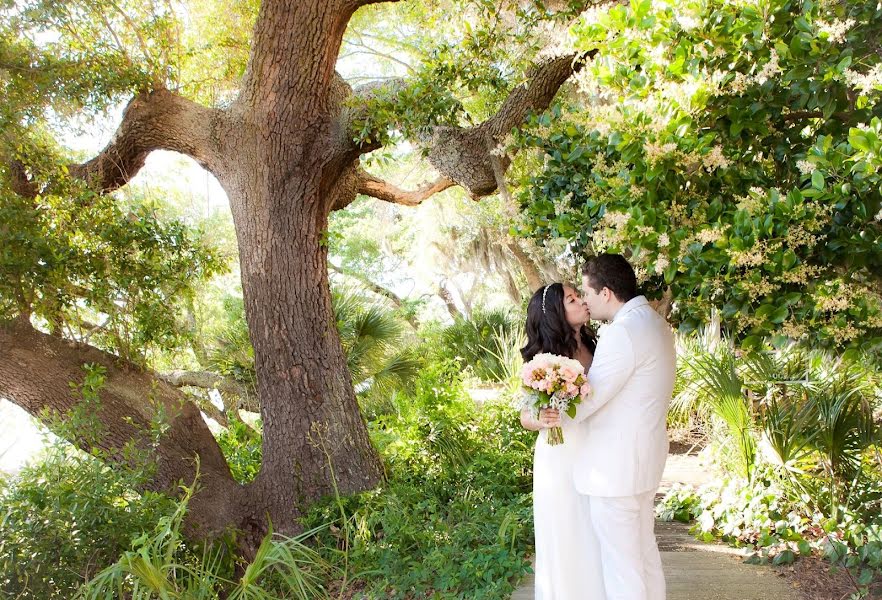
[
  {"xmin": 232, "ymin": 185, "xmax": 383, "ymax": 535},
  {"xmin": 0, "ymin": 320, "xmax": 244, "ymax": 539},
  {"xmin": 216, "ymin": 104, "xmax": 383, "ymax": 540}
]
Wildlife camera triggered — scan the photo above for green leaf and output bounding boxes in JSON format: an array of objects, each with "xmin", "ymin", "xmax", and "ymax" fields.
[
  {"xmin": 769, "ymin": 305, "xmax": 789, "ymax": 324},
  {"xmin": 857, "ymin": 568, "xmax": 875, "ymax": 586},
  {"xmin": 772, "ymin": 550, "xmax": 796, "ymax": 565}
]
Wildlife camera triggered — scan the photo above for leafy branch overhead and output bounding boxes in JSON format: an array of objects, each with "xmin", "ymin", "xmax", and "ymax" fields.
[{"xmin": 514, "ymin": 0, "xmax": 882, "ymax": 357}]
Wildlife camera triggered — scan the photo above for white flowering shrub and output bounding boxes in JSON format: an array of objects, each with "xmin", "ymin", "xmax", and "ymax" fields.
[{"xmin": 514, "ymin": 0, "xmax": 882, "ymax": 356}]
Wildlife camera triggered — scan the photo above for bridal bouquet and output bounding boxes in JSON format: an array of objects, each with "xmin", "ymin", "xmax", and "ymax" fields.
[{"xmin": 517, "ymin": 353, "xmax": 591, "ymax": 446}]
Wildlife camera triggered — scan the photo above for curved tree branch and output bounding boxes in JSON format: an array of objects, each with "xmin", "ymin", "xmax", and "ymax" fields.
[
  {"xmin": 344, "ymin": 49, "xmax": 591, "ymax": 205},
  {"xmin": 69, "ymin": 89, "xmax": 223, "ymax": 194},
  {"xmin": 355, "ymin": 169, "xmax": 455, "ymax": 206},
  {"xmin": 7, "ymin": 89, "xmax": 224, "ymax": 199},
  {"xmin": 484, "ymin": 53, "xmax": 592, "ymax": 139},
  {"xmin": 423, "ymin": 51, "xmax": 595, "ymax": 198},
  {"xmin": 781, "ymin": 110, "xmax": 854, "ymax": 123},
  {"xmin": 7, "ymin": 160, "xmax": 40, "ymax": 198},
  {"xmin": 328, "ymin": 261, "xmax": 420, "ymax": 328},
  {"xmin": 0, "ymin": 320, "xmax": 244, "ymax": 539}
]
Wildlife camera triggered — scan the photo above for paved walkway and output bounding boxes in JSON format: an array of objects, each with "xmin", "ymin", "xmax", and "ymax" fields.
[{"xmin": 511, "ymin": 454, "xmax": 800, "ymax": 600}]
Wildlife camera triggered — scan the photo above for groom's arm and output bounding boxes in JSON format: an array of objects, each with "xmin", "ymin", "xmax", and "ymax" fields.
[{"xmin": 569, "ymin": 324, "xmax": 636, "ymax": 424}]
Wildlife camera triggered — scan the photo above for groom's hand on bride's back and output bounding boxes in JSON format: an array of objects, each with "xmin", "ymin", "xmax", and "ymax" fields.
[{"xmin": 539, "ymin": 408, "xmax": 561, "ymax": 428}]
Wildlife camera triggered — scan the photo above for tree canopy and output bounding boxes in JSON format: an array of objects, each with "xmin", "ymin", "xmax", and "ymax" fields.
[{"xmin": 514, "ymin": 0, "xmax": 882, "ymax": 356}]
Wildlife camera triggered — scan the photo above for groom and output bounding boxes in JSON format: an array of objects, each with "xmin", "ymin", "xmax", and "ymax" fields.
[{"xmin": 545, "ymin": 253, "xmax": 676, "ymax": 600}]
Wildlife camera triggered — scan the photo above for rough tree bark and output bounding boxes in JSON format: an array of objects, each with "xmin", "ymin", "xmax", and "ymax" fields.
[
  {"xmin": 2, "ymin": 0, "xmax": 590, "ymax": 546},
  {"xmin": 0, "ymin": 319, "xmax": 244, "ymax": 539}
]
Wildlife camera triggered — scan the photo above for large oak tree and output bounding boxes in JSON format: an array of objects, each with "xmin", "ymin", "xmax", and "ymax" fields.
[{"xmin": 0, "ymin": 0, "xmax": 592, "ymax": 543}]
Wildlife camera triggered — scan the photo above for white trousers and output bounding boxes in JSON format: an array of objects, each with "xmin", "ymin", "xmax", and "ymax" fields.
[{"xmin": 585, "ymin": 490, "xmax": 665, "ymax": 600}]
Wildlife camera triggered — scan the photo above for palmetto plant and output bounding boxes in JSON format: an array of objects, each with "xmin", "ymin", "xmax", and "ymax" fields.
[
  {"xmin": 810, "ymin": 366, "xmax": 879, "ymax": 519},
  {"xmin": 78, "ymin": 475, "xmax": 332, "ymax": 600},
  {"xmin": 676, "ymin": 345, "xmax": 757, "ymax": 481},
  {"xmin": 204, "ymin": 287, "xmax": 421, "ymax": 418},
  {"xmin": 439, "ymin": 308, "xmax": 522, "ymax": 382},
  {"xmin": 481, "ymin": 325, "xmax": 527, "ymax": 397},
  {"xmin": 332, "ymin": 286, "xmax": 422, "ymax": 418},
  {"xmin": 677, "ymin": 342, "xmax": 882, "ymax": 520},
  {"xmin": 743, "ymin": 350, "xmax": 818, "ymax": 475}
]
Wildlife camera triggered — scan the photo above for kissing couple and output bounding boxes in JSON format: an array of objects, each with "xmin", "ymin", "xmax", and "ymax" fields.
[{"xmin": 519, "ymin": 253, "xmax": 676, "ymax": 600}]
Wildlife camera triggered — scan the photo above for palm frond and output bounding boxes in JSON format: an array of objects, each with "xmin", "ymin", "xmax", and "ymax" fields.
[{"xmin": 684, "ymin": 348, "xmax": 756, "ymax": 480}]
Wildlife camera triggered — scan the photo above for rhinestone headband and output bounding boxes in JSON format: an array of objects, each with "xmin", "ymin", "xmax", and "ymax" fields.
[{"xmin": 541, "ymin": 285, "xmax": 550, "ymax": 314}]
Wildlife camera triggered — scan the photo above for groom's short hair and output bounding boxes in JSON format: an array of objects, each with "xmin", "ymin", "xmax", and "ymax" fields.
[{"xmin": 582, "ymin": 254, "xmax": 638, "ymax": 302}]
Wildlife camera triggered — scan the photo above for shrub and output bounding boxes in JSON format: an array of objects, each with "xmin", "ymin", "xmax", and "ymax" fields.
[
  {"xmin": 215, "ymin": 416, "xmax": 262, "ymax": 484},
  {"xmin": 302, "ymin": 361, "xmax": 536, "ymax": 599},
  {"xmin": 0, "ymin": 365, "xmax": 174, "ymax": 599},
  {"xmin": 0, "ymin": 450, "xmax": 174, "ymax": 600},
  {"xmin": 428, "ymin": 307, "xmax": 523, "ymax": 382}
]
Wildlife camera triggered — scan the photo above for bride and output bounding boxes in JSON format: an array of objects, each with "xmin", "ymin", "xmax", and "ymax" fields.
[{"xmin": 519, "ymin": 283, "xmax": 607, "ymax": 600}]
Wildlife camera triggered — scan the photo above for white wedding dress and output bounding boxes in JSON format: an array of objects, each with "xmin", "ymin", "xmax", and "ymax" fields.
[{"xmin": 532, "ymin": 417, "xmax": 607, "ymax": 599}]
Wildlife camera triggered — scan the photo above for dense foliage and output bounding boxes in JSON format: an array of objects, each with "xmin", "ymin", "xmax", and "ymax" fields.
[
  {"xmin": 304, "ymin": 360, "xmax": 535, "ymax": 598},
  {"xmin": 1, "ymin": 355, "xmax": 535, "ymax": 599},
  {"xmin": 0, "ymin": 169, "xmax": 225, "ymax": 362},
  {"xmin": 0, "ymin": 366, "xmax": 175, "ymax": 599},
  {"xmin": 515, "ymin": 0, "xmax": 882, "ymax": 356},
  {"xmin": 659, "ymin": 341, "xmax": 882, "ymax": 595}
]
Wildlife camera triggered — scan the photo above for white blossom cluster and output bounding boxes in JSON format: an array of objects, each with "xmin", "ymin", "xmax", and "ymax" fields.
[
  {"xmin": 817, "ymin": 18, "xmax": 856, "ymax": 44},
  {"xmin": 726, "ymin": 50, "xmax": 782, "ymax": 95},
  {"xmin": 844, "ymin": 64, "xmax": 882, "ymax": 94},
  {"xmin": 653, "ymin": 256, "xmax": 670, "ymax": 274},
  {"xmin": 695, "ymin": 228, "xmax": 724, "ymax": 244},
  {"xmin": 796, "ymin": 159, "xmax": 815, "ymax": 175},
  {"xmin": 702, "ymin": 146, "xmax": 731, "ymax": 171},
  {"xmin": 644, "ymin": 141, "xmax": 678, "ymax": 164},
  {"xmin": 754, "ymin": 49, "xmax": 781, "ymax": 85}
]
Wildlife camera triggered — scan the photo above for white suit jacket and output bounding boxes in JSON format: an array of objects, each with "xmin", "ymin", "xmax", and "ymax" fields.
[{"xmin": 569, "ymin": 296, "xmax": 676, "ymax": 497}]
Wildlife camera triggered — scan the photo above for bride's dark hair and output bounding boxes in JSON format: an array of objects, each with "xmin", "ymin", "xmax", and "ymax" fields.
[{"xmin": 520, "ymin": 283, "xmax": 597, "ymax": 362}]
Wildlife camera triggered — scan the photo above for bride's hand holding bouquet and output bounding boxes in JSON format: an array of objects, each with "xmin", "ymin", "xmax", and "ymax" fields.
[{"xmin": 516, "ymin": 353, "xmax": 592, "ymax": 445}]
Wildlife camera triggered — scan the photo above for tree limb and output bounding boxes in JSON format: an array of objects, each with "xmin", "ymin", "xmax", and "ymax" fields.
[
  {"xmin": 159, "ymin": 370, "xmax": 250, "ymax": 398},
  {"xmin": 506, "ymin": 241, "xmax": 544, "ymax": 293},
  {"xmin": 420, "ymin": 51, "xmax": 594, "ymax": 199},
  {"xmin": 484, "ymin": 52, "xmax": 593, "ymax": 139},
  {"xmin": 7, "ymin": 89, "xmax": 224, "ymax": 199},
  {"xmin": 436, "ymin": 279, "xmax": 465, "ymax": 320},
  {"xmin": 355, "ymin": 169, "xmax": 455, "ymax": 206},
  {"xmin": 68, "ymin": 89, "xmax": 222, "ymax": 194},
  {"xmin": 0, "ymin": 320, "xmax": 244, "ymax": 539},
  {"xmin": 328, "ymin": 261, "xmax": 420, "ymax": 328},
  {"xmin": 8, "ymin": 160, "xmax": 39, "ymax": 197}
]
